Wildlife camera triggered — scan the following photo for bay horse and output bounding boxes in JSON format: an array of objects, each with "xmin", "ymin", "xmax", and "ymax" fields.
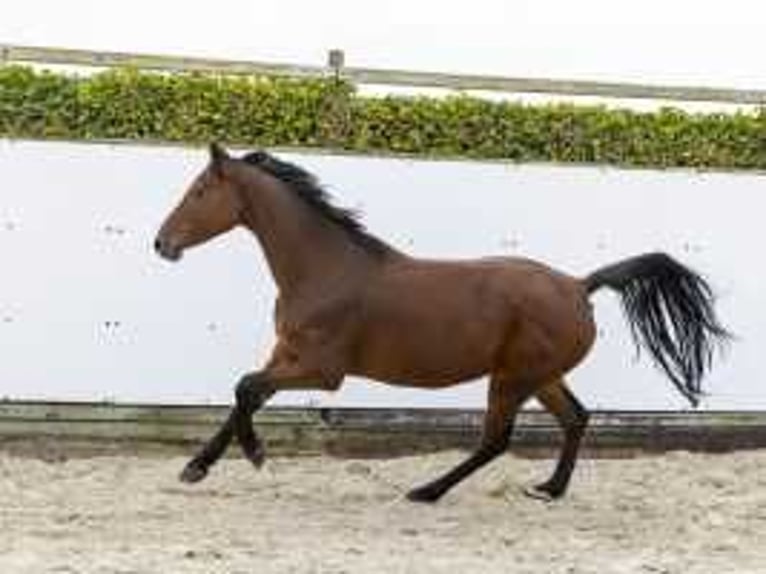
[{"xmin": 154, "ymin": 143, "xmax": 728, "ymax": 502}]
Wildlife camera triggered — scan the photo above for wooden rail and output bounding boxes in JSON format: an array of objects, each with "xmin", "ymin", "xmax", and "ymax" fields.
[
  {"xmin": 2, "ymin": 43, "xmax": 765, "ymax": 105},
  {"xmin": 1, "ymin": 401, "xmax": 765, "ymax": 457}
]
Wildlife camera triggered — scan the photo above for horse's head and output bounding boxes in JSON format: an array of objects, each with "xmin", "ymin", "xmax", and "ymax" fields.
[{"xmin": 154, "ymin": 143, "xmax": 244, "ymax": 261}]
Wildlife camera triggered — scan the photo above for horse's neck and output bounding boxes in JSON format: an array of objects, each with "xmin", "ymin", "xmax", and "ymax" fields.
[{"xmin": 238, "ymin": 173, "xmax": 375, "ymax": 297}]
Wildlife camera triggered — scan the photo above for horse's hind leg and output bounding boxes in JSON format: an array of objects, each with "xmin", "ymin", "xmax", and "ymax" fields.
[
  {"xmin": 407, "ymin": 374, "xmax": 530, "ymax": 503},
  {"xmin": 525, "ymin": 379, "xmax": 589, "ymax": 501}
]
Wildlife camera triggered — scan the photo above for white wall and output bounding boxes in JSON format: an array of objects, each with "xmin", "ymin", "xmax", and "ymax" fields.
[{"xmin": 0, "ymin": 139, "xmax": 761, "ymax": 410}]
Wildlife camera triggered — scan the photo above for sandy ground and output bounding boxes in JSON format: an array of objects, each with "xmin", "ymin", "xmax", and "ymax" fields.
[{"xmin": 1, "ymin": 449, "xmax": 765, "ymax": 574}]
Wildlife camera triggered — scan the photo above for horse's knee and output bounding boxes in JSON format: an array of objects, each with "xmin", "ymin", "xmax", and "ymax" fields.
[
  {"xmin": 234, "ymin": 374, "xmax": 253, "ymax": 405},
  {"xmin": 235, "ymin": 373, "xmax": 273, "ymax": 410}
]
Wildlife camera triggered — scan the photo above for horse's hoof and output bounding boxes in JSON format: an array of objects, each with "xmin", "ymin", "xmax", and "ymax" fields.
[
  {"xmin": 179, "ymin": 462, "xmax": 208, "ymax": 484},
  {"xmin": 406, "ymin": 485, "xmax": 442, "ymax": 504},
  {"xmin": 523, "ymin": 485, "xmax": 557, "ymax": 502},
  {"xmin": 245, "ymin": 447, "xmax": 266, "ymax": 470}
]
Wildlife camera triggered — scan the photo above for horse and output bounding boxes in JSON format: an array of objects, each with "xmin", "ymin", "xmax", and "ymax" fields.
[{"xmin": 154, "ymin": 143, "xmax": 729, "ymax": 503}]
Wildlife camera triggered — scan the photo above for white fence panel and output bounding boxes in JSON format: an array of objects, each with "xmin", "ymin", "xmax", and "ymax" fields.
[{"xmin": 0, "ymin": 139, "xmax": 760, "ymax": 410}]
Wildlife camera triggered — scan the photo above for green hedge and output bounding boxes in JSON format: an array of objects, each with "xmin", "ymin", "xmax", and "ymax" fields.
[{"xmin": 1, "ymin": 65, "xmax": 764, "ymax": 170}]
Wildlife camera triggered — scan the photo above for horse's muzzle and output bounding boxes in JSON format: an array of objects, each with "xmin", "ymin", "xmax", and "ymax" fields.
[{"xmin": 154, "ymin": 236, "xmax": 183, "ymax": 262}]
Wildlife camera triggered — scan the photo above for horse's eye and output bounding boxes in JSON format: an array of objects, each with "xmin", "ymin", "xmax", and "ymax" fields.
[{"xmin": 194, "ymin": 187, "xmax": 205, "ymax": 199}]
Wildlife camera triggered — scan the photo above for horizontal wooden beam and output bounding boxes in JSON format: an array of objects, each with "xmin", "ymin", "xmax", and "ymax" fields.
[
  {"xmin": 0, "ymin": 44, "xmax": 324, "ymax": 78},
  {"xmin": 2, "ymin": 44, "xmax": 765, "ymax": 105},
  {"xmin": 2, "ymin": 401, "xmax": 766, "ymax": 457},
  {"xmin": 346, "ymin": 67, "xmax": 766, "ymax": 105}
]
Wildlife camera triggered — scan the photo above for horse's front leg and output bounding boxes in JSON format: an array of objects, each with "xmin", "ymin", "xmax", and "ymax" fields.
[
  {"xmin": 179, "ymin": 409, "xmax": 236, "ymax": 483},
  {"xmin": 179, "ymin": 371, "xmax": 273, "ymax": 483},
  {"xmin": 182, "ymin": 333, "xmax": 345, "ymax": 482},
  {"xmin": 234, "ymin": 372, "xmax": 276, "ymax": 467},
  {"xmin": 233, "ymin": 357, "xmax": 344, "ymax": 470}
]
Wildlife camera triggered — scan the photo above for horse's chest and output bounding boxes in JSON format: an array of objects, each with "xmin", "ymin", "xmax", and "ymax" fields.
[{"xmin": 270, "ymin": 295, "xmax": 361, "ymax": 367}]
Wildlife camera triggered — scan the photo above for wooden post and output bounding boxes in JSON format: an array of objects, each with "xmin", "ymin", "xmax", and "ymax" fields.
[
  {"xmin": 327, "ymin": 49, "xmax": 345, "ymax": 81},
  {"xmin": 320, "ymin": 49, "xmax": 351, "ymax": 147}
]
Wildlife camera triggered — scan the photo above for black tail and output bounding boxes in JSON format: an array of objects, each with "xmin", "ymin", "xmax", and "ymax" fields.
[{"xmin": 585, "ymin": 252, "xmax": 730, "ymax": 406}]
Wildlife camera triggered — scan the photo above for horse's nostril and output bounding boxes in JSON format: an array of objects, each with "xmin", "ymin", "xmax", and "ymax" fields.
[{"xmin": 154, "ymin": 236, "xmax": 182, "ymax": 261}]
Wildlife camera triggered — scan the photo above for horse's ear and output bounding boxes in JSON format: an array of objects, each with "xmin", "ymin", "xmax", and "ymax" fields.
[{"xmin": 209, "ymin": 142, "xmax": 229, "ymax": 168}]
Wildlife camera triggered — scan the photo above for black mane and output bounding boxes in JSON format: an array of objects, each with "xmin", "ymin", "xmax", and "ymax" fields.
[{"xmin": 241, "ymin": 151, "xmax": 390, "ymax": 256}]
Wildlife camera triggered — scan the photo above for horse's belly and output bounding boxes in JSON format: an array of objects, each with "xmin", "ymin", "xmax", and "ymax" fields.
[{"xmin": 352, "ymin": 314, "xmax": 503, "ymax": 387}]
